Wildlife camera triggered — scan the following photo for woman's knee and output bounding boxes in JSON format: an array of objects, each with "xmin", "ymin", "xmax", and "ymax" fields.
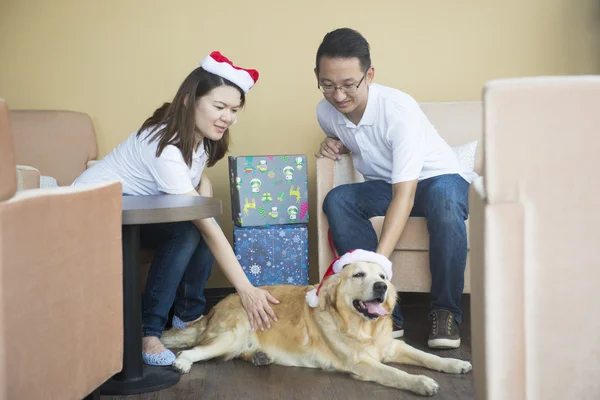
[{"xmin": 164, "ymin": 221, "xmax": 202, "ymax": 246}]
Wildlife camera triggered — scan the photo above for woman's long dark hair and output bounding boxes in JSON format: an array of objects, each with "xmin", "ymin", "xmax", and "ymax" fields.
[{"xmin": 137, "ymin": 67, "xmax": 245, "ymax": 168}]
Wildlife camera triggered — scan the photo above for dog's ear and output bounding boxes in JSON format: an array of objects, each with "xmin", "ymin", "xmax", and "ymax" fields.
[
  {"xmin": 384, "ymin": 281, "xmax": 397, "ymax": 312},
  {"xmin": 319, "ymin": 273, "xmax": 341, "ymax": 311}
]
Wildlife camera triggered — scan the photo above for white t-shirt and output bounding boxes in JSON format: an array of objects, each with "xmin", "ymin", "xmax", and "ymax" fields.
[
  {"xmin": 73, "ymin": 125, "xmax": 208, "ymax": 195},
  {"xmin": 316, "ymin": 83, "xmax": 478, "ymax": 184}
]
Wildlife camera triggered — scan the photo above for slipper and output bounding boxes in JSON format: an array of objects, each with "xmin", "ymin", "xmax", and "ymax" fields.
[
  {"xmin": 142, "ymin": 349, "xmax": 176, "ymax": 366},
  {"xmin": 172, "ymin": 314, "xmax": 203, "ymax": 330}
]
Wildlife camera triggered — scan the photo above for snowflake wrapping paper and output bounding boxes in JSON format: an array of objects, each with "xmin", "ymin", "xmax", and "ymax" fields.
[
  {"xmin": 228, "ymin": 154, "xmax": 309, "ymax": 227},
  {"xmin": 233, "ymin": 224, "xmax": 309, "ymax": 286}
]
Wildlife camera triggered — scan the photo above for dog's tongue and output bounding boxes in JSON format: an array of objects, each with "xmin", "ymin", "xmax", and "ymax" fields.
[{"xmin": 365, "ymin": 301, "xmax": 389, "ymax": 316}]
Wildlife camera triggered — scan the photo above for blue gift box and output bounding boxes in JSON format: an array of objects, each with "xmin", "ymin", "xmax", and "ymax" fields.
[{"xmin": 233, "ymin": 224, "xmax": 309, "ymax": 286}]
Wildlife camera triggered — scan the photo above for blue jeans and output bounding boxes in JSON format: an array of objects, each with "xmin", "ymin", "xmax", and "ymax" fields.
[
  {"xmin": 140, "ymin": 221, "xmax": 214, "ymax": 338},
  {"xmin": 323, "ymin": 174, "xmax": 469, "ymax": 325}
]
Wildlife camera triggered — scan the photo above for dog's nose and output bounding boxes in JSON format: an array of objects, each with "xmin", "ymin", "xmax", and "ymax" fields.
[{"xmin": 373, "ymin": 281, "xmax": 387, "ymax": 296}]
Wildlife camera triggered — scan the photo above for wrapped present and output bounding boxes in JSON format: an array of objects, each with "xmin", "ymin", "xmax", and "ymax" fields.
[
  {"xmin": 229, "ymin": 154, "xmax": 309, "ymax": 227},
  {"xmin": 233, "ymin": 224, "xmax": 309, "ymax": 286}
]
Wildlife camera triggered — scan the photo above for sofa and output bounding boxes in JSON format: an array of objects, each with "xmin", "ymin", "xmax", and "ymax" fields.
[
  {"xmin": 316, "ymin": 101, "xmax": 482, "ymax": 293},
  {"xmin": 470, "ymin": 76, "xmax": 600, "ymax": 400},
  {"xmin": 0, "ymin": 99, "xmax": 124, "ymax": 399},
  {"xmin": 10, "ymin": 109, "xmax": 98, "ymax": 189},
  {"xmin": 9, "ymin": 108, "xmax": 213, "ymax": 293},
  {"xmin": 11, "ymin": 109, "xmax": 150, "ymax": 286}
]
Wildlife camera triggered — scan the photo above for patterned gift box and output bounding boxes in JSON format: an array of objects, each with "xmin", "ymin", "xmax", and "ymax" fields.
[
  {"xmin": 228, "ymin": 154, "xmax": 309, "ymax": 227},
  {"xmin": 233, "ymin": 224, "xmax": 309, "ymax": 286}
]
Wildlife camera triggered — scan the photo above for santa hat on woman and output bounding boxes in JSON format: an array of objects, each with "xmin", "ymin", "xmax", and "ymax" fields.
[
  {"xmin": 305, "ymin": 249, "xmax": 393, "ymax": 308},
  {"xmin": 200, "ymin": 51, "xmax": 259, "ymax": 93}
]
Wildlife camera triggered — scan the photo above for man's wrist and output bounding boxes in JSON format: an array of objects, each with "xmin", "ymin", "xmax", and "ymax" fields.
[{"xmin": 376, "ymin": 243, "xmax": 394, "ymax": 259}]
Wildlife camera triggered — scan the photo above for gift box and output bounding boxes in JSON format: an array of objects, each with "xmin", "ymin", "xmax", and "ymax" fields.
[
  {"xmin": 233, "ymin": 224, "xmax": 309, "ymax": 286},
  {"xmin": 229, "ymin": 154, "xmax": 309, "ymax": 227}
]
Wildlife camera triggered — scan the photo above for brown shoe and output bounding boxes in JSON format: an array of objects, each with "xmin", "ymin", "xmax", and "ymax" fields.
[{"xmin": 427, "ymin": 310, "xmax": 460, "ymax": 349}]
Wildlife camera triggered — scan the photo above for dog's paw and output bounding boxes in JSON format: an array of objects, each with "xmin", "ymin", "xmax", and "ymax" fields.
[
  {"xmin": 252, "ymin": 351, "xmax": 271, "ymax": 366},
  {"xmin": 172, "ymin": 356, "xmax": 193, "ymax": 374},
  {"xmin": 412, "ymin": 375, "xmax": 439, "ymax": 396},
  {"xmin": 444, "ymin": 359, "xmax": 472, "ymax": 374}
]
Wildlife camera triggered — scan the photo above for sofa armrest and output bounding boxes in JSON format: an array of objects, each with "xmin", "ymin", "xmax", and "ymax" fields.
[
  {"xmin": 332, "ymin": 154, "xmax": 364, "ymax": 187},
  {"xmin": 315, "ymin": 154, "xmax": 368, "ymax": 279},
  {"xmin": 468, "ymin": 178, "xmax": 486, "ymax": 400},
  {"xmin": 316, "ymin": 157, "xmax": 336, "ymax": 280},
  {"xmin": 0, "ymin": 181, "xmax": 124, "ymax": 400},
  {"xmin": 15, "ymin": 165, "xmax": 40, "ymax": 190}
]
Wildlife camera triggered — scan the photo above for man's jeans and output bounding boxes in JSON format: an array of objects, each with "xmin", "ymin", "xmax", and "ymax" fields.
[
  {"xmin": 140, "ymin": 221, "xmax": 214, "ymax": 338},
  {"xmin": 323, "ymin": 174, "xmax": 469, "ymax": 325}
]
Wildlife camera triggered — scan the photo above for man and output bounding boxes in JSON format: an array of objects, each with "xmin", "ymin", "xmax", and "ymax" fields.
[{"xmin": 314, "ymin": 28, "xmax": 477, "ymax": 349}]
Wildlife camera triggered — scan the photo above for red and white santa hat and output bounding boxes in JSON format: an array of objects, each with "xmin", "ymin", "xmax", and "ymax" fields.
[
  {"xmin": 305, "ymin": 249, "xmax": 393, "ymax": 308},
  {"xmin": 200, "ymin": 51, "xmax": 259, "ymax": 94}
]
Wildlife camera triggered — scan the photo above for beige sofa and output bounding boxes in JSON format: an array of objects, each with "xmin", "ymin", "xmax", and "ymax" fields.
[
  {"xmin": 0, "ymin": 99, "xmax": 124, "ymax": 399},
  {"xmin": 316, "ymin": 102, "xmax": 482, "ymax": 292},
  {"xmin": 470, "ymin": 76, "xmax": 600, "ymax": 400},
  {"xmin": 10, "ymin": 109, "xmax": 98, "ymax": 189}
]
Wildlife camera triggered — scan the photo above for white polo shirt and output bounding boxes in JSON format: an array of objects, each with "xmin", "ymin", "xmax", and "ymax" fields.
[
  {"xmin": 316, "ymin": 83, "xmax": 477, "ymax": 184},
  {"xmin": 73, "ymin": 125, "xmax": 208, "ymax": 195}
]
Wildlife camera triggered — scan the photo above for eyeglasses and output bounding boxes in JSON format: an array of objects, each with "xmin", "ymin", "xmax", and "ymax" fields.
[{"xmin": 318, "ymin": 73, "xmax": 367, "ymax": 95}]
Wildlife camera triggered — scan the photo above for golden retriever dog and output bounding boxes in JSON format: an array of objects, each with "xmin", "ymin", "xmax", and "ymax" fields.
[{"xmin": 160, "ymin": 260, "xmax": 472, "ymax": 396}]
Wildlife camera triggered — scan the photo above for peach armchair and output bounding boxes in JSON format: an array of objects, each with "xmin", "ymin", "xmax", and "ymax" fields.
[
  {"xmin": 0, "ymin": 99, "xmax": 123, "ymax": 400},
  {"xmin": 470, "ymin": 76, "xmax": 600, "ymax": 400}
]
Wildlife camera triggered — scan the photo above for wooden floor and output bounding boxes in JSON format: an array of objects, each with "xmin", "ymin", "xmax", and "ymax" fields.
[{"xmin": 104, "ymin": 294, "xmax": 473, "ymax": 400}]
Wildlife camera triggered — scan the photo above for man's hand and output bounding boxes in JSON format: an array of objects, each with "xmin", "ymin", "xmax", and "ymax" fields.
[
  {"xmin": 315, "ymin": 137, "xmax": 348, "ymax": 160},
  {"xmin": 376, "ymin": 180, "xmax": 417, "ymax": 258}
]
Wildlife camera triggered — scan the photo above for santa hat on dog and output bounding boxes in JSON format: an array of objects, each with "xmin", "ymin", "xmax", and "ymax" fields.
[
  {"xmin": 305, "ymin": 249, "xmax": 393, "ymax": 308},
  {"xmin": 200, "ymin": 51, "xmax": 259, "ymax": 93}
]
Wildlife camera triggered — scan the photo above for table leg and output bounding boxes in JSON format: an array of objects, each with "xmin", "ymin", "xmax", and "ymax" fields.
[{"xmin": 100, "ymin": 224, "xmax": 180, "ymax": 395}]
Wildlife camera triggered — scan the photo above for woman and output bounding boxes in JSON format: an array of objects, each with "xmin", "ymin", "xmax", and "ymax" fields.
[{"xmin": 74, "ymin": 51, "xmax": 279, "ymax": 366}]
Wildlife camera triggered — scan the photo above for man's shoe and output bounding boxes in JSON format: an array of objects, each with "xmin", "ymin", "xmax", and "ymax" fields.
[
  {"xmin": 428, "ymin": 310, "xmax": 460, "ymax": 349},
  {"xmin": 392, "ymin": 321, "xmax": 405, "ymax": 339}
]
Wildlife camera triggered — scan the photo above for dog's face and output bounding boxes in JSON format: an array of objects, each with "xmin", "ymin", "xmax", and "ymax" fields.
[{"xmin": 334, "ymin": 261, "xmax": 396, "ymax": 321}]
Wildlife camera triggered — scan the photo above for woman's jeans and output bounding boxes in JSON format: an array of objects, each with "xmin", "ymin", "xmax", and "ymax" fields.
[
  {"xmin": 140, "ymin": 221, "xmax": 214, "ymax": 338},
  {"xmin": 323, "ymin": 174, "xmax": 470, "ymax": 326}
]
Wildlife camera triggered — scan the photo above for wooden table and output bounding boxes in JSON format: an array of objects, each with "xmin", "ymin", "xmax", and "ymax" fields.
[{"xmin": 100, "ymin": 195, "xmax": 222, "ymax": 395}]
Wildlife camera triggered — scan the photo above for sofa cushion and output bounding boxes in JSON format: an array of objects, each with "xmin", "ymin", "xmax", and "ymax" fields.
[
  {"xmin": 388, "ymin": 250, "xmax": 472, "ymax": 293},
  {"xmin": 452, "ymin": 140, "xmax": 478, "ymax": 171},
  {"xmin": 40, "ymin": 176, "xmax": 58, "ymax": 188},
  {"xmin": 370, "ymin": 216, "xmax": 470, "ymax": 251}
]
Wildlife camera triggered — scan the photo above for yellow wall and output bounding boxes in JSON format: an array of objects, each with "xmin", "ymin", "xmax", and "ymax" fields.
[{"xmin": 1, "ymin": 0, "xmax": 599, "ymax": 287}]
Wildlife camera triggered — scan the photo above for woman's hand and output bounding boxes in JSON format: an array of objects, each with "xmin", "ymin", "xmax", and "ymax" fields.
[
  {"xmin": 188, "ymin": 213, "xmax": 280, "ymax": 330},
  {"xmin": 237, "ymin": 285, "xmax": 280, "ymax": 331}
]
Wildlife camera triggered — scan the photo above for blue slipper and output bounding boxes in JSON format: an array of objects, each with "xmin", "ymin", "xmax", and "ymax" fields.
[
  {"xmin": 172, "ymin": 315, "xmax": 203, "ymax": 330},
  {"xmin": 142, "ymin": 349, "xmax": 176, "ymax": 366}
]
